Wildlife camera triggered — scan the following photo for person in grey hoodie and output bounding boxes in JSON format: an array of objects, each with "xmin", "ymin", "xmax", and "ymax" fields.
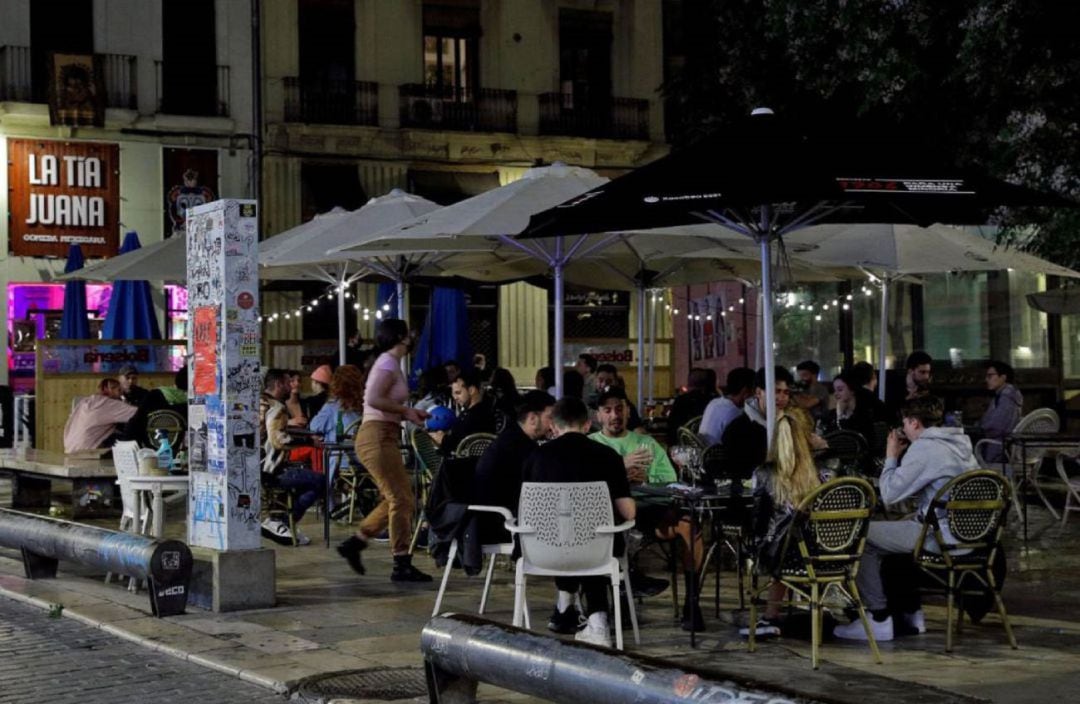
[
  {"xmin": 978, "ymin": 360, "xmax": 1023, "ymax": 463},
  {"xmin": 834, "ymin": 395, "xmax": 978, "ymax": 643}
]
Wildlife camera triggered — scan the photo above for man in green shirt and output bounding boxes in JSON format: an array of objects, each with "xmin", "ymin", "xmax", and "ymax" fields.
[
  {"xmin": 589, "ymin": 388, "xmax": 705, "ymax": 631},
  {"xmin": 590, "ymin": 391, "xmax": 677, "ymax": 485}
]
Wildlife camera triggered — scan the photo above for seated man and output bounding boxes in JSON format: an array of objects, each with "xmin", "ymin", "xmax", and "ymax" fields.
[
  {"xmin": 121, "ymin": 367, "xmax": 188, "ymax": 447},
  {"xmin": 438, "ymin": 367, "xmax": 503, "ymax": 456},
  {"xmin": 117, "ymin": 364, "xmax": 149, "ymax": 407},
  {"xmin": 590, "ymin": 388, "xmax": 707, "ymax": 631},
  {"xmin": 521, "ymin": 397, "xmax": 635, "ymax": 648},
  {"xmin": 63, "ymin": 378, "xmax": 138, "ymax": 453},
  {"xmin": 834, "ymin": 396, "xmax": 978, "ymax": 642},
  {"xmin": 666, "ymin": 368, "xmax": 718, "ymax": 445},
  {"xmin": 473, "ymin": 390, "xmax": 556, "ymax": 542},
  {"xmin": 978, "ymin": 360, "xmax": 1023, "ymax": 463},
  {"xmin": 699, "ymin": 367, "xmax": 756, "ymax": 446},
  {"xmin": 722, "ymin": 366, "xmax": 795, "ymax": 481},
  {"xmin": 260, "ymin": 368, "xmax": 325, "ymax": 546}
]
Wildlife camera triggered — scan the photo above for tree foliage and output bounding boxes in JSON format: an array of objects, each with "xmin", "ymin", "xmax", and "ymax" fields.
[{"xmin": 663, "ymin": 0, "xmax": 1080, "ymax": 267}]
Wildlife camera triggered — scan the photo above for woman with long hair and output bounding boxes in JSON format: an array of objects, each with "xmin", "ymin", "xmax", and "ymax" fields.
[
  {"xmin": 488, "ymin": 367, "xmax": 520, "ymax": 422},
  {"xmin": 337, "ymin": 319, "xmax": 431, "ymax": 582},
  {"xmin": 309, "ymin": 365, "xmax": 366, "ymax": 512},
  {"xmin": 742, "ymin": 406, "xmax": 821, "ymax": 637}
]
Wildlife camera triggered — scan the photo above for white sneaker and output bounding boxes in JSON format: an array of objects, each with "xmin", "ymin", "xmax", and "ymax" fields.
[
  {"xmin": 293, "ymin": 526, "xmax": 311, "ymax": 546},
  {"xmin": 738, "ymin": 618, "xmax": 781, "ymax": 638},
  {"xmin": 903, "ymin": 609, "xmax": 926, "ymax": 634},
  {"xmin": 260, "ymin": 518, "xmax": 295, "ymax": 545},
  {"xmin": 834, "ymin": 615, "xmax": 894, "ymax": 642},
  {"xmin": 574, "ymin": 612, "xmax": 613, "ymax": 648}
]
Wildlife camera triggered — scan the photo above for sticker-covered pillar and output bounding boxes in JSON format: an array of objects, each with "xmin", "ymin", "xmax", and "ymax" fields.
[{"xmin": 184, "ymin": 199, "xmax": 274, "ymax": 611}]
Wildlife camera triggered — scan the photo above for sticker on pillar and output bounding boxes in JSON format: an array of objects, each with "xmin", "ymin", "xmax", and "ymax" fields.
[
  {"xmin": 237, "ymin": 291, "xmax": 254, "ymax": 310},
  {"xmin": 193, "ymin": 306, "xmax": 218, "ymax": 394}
]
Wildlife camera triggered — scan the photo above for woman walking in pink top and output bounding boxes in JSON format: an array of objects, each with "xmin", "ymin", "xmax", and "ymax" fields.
[{"xmin": 337, "ymin": 319, "xmax": 432, "ymax": 582}]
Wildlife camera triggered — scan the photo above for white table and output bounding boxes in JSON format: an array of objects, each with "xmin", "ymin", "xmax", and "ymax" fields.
[{"xmin": 124, "ymin": 475, "xmax": 189, "ymax": 538}]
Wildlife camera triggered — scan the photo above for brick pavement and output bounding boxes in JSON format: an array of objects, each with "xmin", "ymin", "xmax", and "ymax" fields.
[{"xmin": 0, "ymin": 595, "xmax": 287, "ymax": 704}]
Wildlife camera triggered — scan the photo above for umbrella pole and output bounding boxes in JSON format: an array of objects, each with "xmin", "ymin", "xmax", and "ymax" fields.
[
  {"xmin": 337, "ymin": 276, "xmax": 347, "ymax": 367},
  {"xmin": 553, "ymin": 245, "xmax": 565, "ymax": 399},
  {"xmin": 877, "ymin": 278, "xmax": 890, "ymax": 402},
  {"xmin": 760, "ymin": 229, "xmax": 776, "ymax": 452},
  {"xmin": 648, "ymin": 289, "xmax": 657, "ymax": 406},
  {"xmin": 637, "ymin": 283, "xmax": 646, "ymax": 412},
  {"xmin": 397, "ymin": 280, "xmax": 407, "ymax": 322},
  {"xmin": 754, "ymin": 286, "xmax": 764, "ymax": 370}
]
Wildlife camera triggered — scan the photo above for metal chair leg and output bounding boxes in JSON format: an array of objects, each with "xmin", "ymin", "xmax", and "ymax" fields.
[
  {"xmin": 478, "ymin": 553, "xmax": 497, "ymax": 614},
  {"xmin": 810, "ymin": 583, "xmax": 820, "ymax": 670},
  {"xmin": 987, "ymin": 569, "xmax": 1019, "ymax": 649},
  {"xmin": 849, "ymin": 579, "xmax": 882, "ymax": 665},
  {"xmin": 432, "ymin": 539, "xmax": 458, "ymax": 617},
  {"xmin": 946, "ymin": 572, "xmax": 956, "ymax": 653}
]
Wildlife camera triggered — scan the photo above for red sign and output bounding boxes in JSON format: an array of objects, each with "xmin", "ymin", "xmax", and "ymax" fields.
[
  {"xmin": 7, "ymin": 139, "xmax": 120, "ymax": 258},
  {"xmin": 192, "ymin": 306, "xmax": 219, "ymax": 395}
]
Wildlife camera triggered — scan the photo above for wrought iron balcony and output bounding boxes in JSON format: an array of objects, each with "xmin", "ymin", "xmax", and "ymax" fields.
[
  {"xmin": 538, "ymin": 93, "xmax": 650, "ymax": 140},
  {"xmin": 0, "ymin": 46, "xmax": 136, "ymax": 109},
  {"xmin": 283, "ymin": 77, "xmax": 378, "ymax": 126},
  {"xmin": 399, "ymin": 84, "xmax": 517, "ymax": 133}
]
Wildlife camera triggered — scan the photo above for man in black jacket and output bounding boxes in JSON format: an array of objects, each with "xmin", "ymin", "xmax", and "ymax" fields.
[
  {"xmin": 473, "ymin": 390, "xmax": 556, "ymax": 541},
  {"xmin": 722, "ymin": 366, "xmax": 796, "ymax": 481},
  {"xmin": 439, "ymin": 368, "xmax": 503, "ymax": 456}
]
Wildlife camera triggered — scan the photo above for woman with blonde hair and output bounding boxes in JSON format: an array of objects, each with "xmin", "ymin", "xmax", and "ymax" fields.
[{"xmin": 740, "ymin": 406, "xmax": 822, "ymax": 638}]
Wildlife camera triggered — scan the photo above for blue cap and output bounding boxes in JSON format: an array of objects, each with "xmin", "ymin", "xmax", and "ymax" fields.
[{"xmin": 425, "ymin": 405, "xmax": 455, "ymax": 432}]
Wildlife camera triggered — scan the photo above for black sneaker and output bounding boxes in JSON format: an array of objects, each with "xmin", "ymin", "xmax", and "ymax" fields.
[
  {"xmin": 629, "ymin": 572, "xmax": 670, "ymax": 598},
  {"xmin": 337, "ymin": 535, "xmax": 367, "ymax": 575},
  {"xmin": 547, "ymin": 605, "xmax": 586, "ymax": 634}
]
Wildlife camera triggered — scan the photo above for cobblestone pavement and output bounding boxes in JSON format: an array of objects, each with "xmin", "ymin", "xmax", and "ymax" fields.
[{"xmin": 0, "ymin": 595, "xmax": 288, "ymax": 704}]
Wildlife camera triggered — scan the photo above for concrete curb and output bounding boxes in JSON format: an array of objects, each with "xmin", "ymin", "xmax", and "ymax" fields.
[{"xmin": 0, "ymin": 583, "xmax": 291, "ymax": 695}]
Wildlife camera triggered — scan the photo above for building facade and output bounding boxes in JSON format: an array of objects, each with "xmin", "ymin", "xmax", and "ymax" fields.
[{"xmin": 1, "ymin": 0, "xmax": 256, "ymax": 391}]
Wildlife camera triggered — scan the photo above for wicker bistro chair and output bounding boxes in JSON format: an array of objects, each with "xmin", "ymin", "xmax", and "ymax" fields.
[
  {"xmin": 677, "ymin": 425, "xmax": 707, "ymax": 451},
  {"xmin": 821, "ymin": 430, "xmax": 870, "ymax": 476},
  {"xmin": 453, "ymin": 432, "xmax": 497, "ymax": 458},
  {"xmin": 329, "ymin": 419, "xmax": 375, "ymax": 525},
  {"xmin": 506, "ymin": 481, "xmax": 640, "ymax": 650},
  {"xmin": 682, "ymin": 415, "xmax": 703, "ymax": 434},
  {"xmin": 974, "ymin": 407, "xmax": 1059, "ymax": 519},
  {"xmin": 1055, "ymin": 453, "xmax": 1080, "ymax": 527},
  {"xmin": 699, "ymin": 443, "xmax": 749, "ymax": 611},
  {"xmin": 747, "ymin": 477, "xmax": 880, "ymax": 670},
  {"xmin": 913, "ymin": 470, "xmax": 1017, "ymax": 652},
  {"xmin": 409, "ymin": 428, "xmax": 445, "ymax": 551}
]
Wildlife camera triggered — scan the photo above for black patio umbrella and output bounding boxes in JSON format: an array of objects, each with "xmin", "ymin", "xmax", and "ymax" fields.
[{"xmin": 522, "ymin": 108, "xmax": 1077, "ymax": 447}]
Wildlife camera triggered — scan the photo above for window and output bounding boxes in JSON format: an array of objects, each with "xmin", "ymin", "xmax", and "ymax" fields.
[
  {"xmin": 30, "ymin": 0, "xmax": 93, "ymax": 102},
  {"xmin": 299, "ymin": 0, "xmax": 355, "ymax": 88},
  {"xmin": 558, "ymin": 9, "xmax": 612, "ymax": 108},
  {"xmin": 422, "ymin": 3, "xmax": 480, "ymax": 99},
  {"xmin": 161, "ymin": 0, "xmax": 217, "ymax": 115}
]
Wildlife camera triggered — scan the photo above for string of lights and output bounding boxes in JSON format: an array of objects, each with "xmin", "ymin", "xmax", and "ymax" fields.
[
  {"xmin": 258, "ymin": 285, "xmax": 395, "ymax": 324},
  {"xmin": 661, "ymin": 284, "xmax": 880, "ymax": 323}
]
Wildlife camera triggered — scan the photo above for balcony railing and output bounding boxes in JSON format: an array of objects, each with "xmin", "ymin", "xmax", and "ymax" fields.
[
  {"xmin": 101, "ymin": 53, "xmax": 137, "ymax": 109},
  {"xmin": 283, "ymin": 77, "xmax": 378, "ymax": 126},
  {"xmin": 155, "ymin": 61, "xmax": 230, "ymax": 117},
  {"xmin": 399, "ymin": 84, "xmax": 517, "ymax": 133},
  {"xmin": 1, "ymin": 47, "xmax": 137, "ymax": 109},
  {"xmin": 0, "ymin": 45, "xmax": 32, "ymax": 102},
  {"xmin": 538, "ymin": 93, "xmax": 649, "ymax": 140}
]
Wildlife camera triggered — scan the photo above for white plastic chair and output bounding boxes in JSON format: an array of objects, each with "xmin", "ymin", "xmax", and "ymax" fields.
[
  {"xmin": 506, "ymin": 481, "xmax": 639, "ymax": 650},
  {"xmin": 432, "ymin": 505, "xmax": 516, "ymax": 618},
  {"xmin": 974, "ymin": 408, "xmax": 1060, "ymax": 519},
  {"xmin": 106, "ymin": 441, "xmax": 150, "ymax": 590}
]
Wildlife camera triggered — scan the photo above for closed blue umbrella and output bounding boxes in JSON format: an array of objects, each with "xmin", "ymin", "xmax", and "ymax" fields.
[
  {"xmin": 411, "ymin": 287, "xmax": 472, "ymax": 384},
  {"xmin": 376, "ymin": 282, "xmax": 396, "ymax": 316},
  {"xmin": 59, "ymin": 245, "xmax": 90, "ymax": 339},
  {"xmin": 101, "ymin": 232, "xmax": 162, "ymax": 340}
]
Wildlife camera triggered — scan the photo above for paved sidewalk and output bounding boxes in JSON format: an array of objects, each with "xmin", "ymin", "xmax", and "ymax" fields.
[{"xmin": 2, "ymin": 487, "xmax": 1080, "ymax": 702}]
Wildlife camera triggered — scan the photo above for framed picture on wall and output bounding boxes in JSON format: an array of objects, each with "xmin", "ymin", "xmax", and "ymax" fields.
[{"xmin": 48, "ymin": 53, "xmax": 106, "ymax": 127}]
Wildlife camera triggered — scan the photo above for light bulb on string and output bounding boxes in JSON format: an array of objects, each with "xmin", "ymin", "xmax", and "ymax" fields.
[
  {"xmin": 815, "ymin": 315, "xmax": 822, "ymax": 321},
  {"xmin": 842, "ymin": 303, "xmax": 850, "ymax": 310},
  {"xmin": 375, "ymin": 310, "xmax": 383, "ymax": 319},
  {"xmin": 353, "ymin": 303, "xmax": 360, "ymax": 310},
  {"xmin": 382, "ymin": 303, "xmax": 391, "ymax": 312}
]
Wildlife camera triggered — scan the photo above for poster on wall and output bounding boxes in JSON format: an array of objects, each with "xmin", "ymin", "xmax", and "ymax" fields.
[
  {"xmin": 47, "ymin": 53, "xmax": 105, "ymax": 127},
  {"xmin": 7, "ymin": 139, "xmax": 120, "ymax": 258},
  {"xmin": 192, "ymin": 306, "xmax": 219, "ymax": 395},
  {"xmin": 164, "ymin": 148, "xmax": 218, "ymax": 239}
]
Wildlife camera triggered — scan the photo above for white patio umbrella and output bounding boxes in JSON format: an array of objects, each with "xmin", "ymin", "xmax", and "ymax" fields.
[
  {"xmin": 783, "ymin": 223, "xmax": 1080, "ymax": 398},
  {"xmin": 56, "ymin": 234, "xmax": 188, "ymax": 283},
  {"xmin": 259, "ymin": 190, "xmax": 443, "ymax": 364},
  {"xmin": 330, "ymin": 163, "xmax": 610, "ymax": 397}
]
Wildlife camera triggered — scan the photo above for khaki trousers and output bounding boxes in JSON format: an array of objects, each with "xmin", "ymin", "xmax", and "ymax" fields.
[{"xmin": 355, "ymin": 421, "xmax": 415, "ymax": 555}]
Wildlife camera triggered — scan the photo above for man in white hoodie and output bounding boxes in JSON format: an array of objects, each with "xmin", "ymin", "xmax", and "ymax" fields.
[{"xmin": 835, "ymin": 395, "xmax": 978, "ymax": 642}]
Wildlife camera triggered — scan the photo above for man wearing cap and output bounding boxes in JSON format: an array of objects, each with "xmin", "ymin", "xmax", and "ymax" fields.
[
  {"xmin": 306, "ymin": 364, "xmax": 333, "ymax": 418},
  {"xmin": 118, "ymin": 365, "xmax": 148, "ymax": 407}
]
